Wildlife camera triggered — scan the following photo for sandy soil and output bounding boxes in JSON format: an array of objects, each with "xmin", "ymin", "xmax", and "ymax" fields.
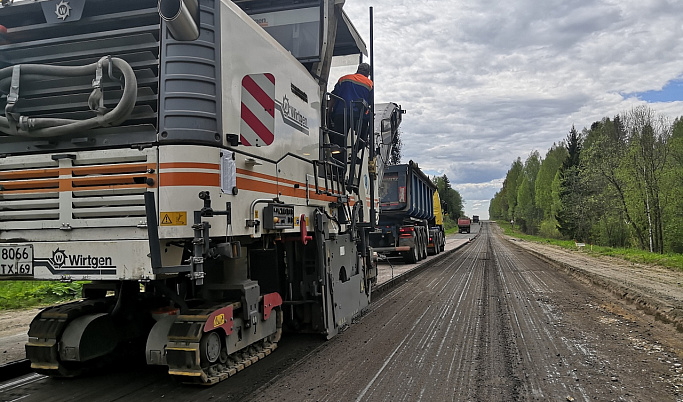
[
  {"xmin": 0, "ymin": 308, "xmax": 40, "ymax": 364},
  {"xmin": 505, "ymin": 233, "xmax": 683, "ymax": 332}
]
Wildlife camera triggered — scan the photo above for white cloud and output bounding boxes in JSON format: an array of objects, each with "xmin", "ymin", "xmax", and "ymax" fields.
[{"xmin": 331, "ymin": 0, "xmax": 683, "ymax": 220}]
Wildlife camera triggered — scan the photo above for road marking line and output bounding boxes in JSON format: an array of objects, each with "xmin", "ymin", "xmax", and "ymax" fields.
[
  {"xmin": 355, "ymin": 309, "xmax": 431, "ymax": 402},
  {"xmin": 0, "ymin": 373, "xmax": 44, "ymax": 392}
]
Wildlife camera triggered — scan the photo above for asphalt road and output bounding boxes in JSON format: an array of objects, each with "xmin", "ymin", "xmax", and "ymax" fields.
[
  {"xmin": 248, "ymin": 222, "xmax": 679, "ymax": 401},
  {"xmin": 374, "ymin": 224, "xmax": 477, "ymax": 285},
  {"xmin": 1, "ymin": 222, "xmax": 680, "ymax": 401}
]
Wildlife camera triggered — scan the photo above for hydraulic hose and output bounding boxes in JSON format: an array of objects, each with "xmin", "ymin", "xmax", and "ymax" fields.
[{"xmin": 0, "ymin": 56, "xmax": 137, "ymax": 138}]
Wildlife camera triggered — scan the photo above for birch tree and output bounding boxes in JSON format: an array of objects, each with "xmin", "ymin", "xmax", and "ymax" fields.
[
  {"xmin": 623, "ymin": 106, "xmax": 670, "ymax": 253},
  {"xmin": 582, "ymin": 117, "xmax": 641, "ymax": 247}
]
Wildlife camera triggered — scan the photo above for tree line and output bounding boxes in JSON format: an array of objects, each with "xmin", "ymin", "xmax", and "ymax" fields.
[
  {"xmin": 433, "ymin": 175, "xmax": 465, "ymax": 229},
  {"xmin": 489, "ymin": 105, "xmax": 683, "ymax": 253}
]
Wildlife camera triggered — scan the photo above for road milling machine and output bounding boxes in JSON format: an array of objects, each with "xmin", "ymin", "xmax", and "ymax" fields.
[{"xmin": 0, "ymin": 0, "xmax": 395, "ymax": 384}]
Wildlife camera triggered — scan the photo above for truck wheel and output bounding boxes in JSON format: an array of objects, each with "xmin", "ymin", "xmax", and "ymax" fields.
[
  {"xmin": 418, "ymin": 230, "xmax": 426, "ymax": 260},
  {"xmin": 416, "ymin": 233, "xmax": 422, "ymax": 261},
  {"xmin": 403, "ymin": 245, "xmax": 419, "ymax": 264},
  {"xmin": 422, "ymin": 231, "xmax": 428, "ymax": 259}
]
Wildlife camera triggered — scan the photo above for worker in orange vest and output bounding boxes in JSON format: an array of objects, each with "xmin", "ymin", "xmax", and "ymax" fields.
[{"xmin": 328, "ymin": 63, "xmax": 373, "ymax": 162}]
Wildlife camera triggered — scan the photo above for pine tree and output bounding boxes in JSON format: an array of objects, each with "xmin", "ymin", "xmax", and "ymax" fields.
[{"xmin": 555, "ymin": 126, "xmax": 587, "ymax": 240}]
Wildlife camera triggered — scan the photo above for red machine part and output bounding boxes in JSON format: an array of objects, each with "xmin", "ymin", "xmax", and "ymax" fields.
[
  {"xmin": 151, "ymin": 306, "xmax": 179, "ymax": 318},
  {"xmin": 300, "ymin": 214, "xmax": 312, "ymax": 245},
  {"xmin": 204, "ymin": 305, "xmax": 234, "ymax": 335},
  {"xmin": 263, "ymin": 292, "xmax": 283, "ymax": 320}
]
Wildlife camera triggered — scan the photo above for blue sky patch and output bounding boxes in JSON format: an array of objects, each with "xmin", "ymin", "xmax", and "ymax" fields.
[{"xmin": 629, "ymin": 79, "xmax": 683, "ymax": 102}]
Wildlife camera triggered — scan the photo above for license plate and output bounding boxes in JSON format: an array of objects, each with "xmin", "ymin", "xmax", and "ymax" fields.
[{"xmin": 0, "ymin": 245, "xmax": 34, "ymax": 276}]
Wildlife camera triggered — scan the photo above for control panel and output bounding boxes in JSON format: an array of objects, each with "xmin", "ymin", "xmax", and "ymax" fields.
[{"xmin": 262, "ymin": 204, "xmax": 295, "ymax": 230}]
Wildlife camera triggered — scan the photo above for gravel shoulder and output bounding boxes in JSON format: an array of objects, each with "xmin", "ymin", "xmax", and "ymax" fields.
[{"xmin": 501, "ymin": 226, "xmax": 683, "ymax": 332}]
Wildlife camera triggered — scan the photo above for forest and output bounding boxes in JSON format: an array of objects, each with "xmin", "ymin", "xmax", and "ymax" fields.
[
  {"xmin": 489, "ymin": 105, "xmax": 683, "ymax": 254},
  {"xmin": 433, "ymin": 175, "xmax": 464, "ymax": 231}
]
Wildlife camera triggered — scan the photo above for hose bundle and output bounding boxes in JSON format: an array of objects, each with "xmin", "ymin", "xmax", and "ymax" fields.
[{"xmin": 0, "ymin": 56, "xmax": 137, "ymax": 138}]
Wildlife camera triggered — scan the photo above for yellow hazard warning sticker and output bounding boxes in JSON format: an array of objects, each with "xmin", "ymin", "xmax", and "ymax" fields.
[
  {"xmin": 213, "ymin": 313, "xmax": 226, "ymax": 328},
  {"xmin": 160, "ymin": 211, "xmax": 187, "ymax": 226},
  {"xmin": 295, "ymin": 216, "xmax": 309, "ymax": 226}
]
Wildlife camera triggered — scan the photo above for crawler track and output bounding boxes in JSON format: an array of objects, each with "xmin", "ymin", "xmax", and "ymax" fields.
[
  {"xmin": 166, "ymin": 305, "xmax": 282, "ymax": 385},
  {"xmin": 24, "ymin": 298, "xmax": 113, "ymax": 377}
]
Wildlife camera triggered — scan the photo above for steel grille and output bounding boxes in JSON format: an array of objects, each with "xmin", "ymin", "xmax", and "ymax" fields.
[{"xmin": 0, "ymin": 150, "xmax": 156, "ymax": 226}]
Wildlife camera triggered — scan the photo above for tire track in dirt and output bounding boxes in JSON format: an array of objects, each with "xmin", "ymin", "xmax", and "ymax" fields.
[{"xmin": 473, "ymin": 233, "xmax": 523, "ymax": 400}]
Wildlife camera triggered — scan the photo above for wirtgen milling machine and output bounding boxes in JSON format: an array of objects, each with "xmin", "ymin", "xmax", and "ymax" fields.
[{"xmin": 0, "ymin": 0, "xmax": 393, "ymax": 384}]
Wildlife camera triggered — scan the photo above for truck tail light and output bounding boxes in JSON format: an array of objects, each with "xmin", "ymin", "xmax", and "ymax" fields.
[{"xmin": 399, "ymin": 226, "xmax": 414, "ymax": 238}]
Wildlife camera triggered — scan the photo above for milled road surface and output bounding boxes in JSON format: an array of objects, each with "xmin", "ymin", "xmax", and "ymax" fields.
[
  {"xmin": 249, "ymin": 222, "xmax": 681, "ymax": 401},
  {"xmin": 1, "ymin": 222, "xmax": 682, "ymax": 401}
]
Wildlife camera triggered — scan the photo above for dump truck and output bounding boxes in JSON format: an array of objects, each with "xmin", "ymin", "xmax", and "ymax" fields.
[
  {"xmin": 369, "ymin": 161, "xmax": 445, "ymax": 263},
  {"xmin": 458, "ymin": 217, "xmax": 471, "ymax": 233}
]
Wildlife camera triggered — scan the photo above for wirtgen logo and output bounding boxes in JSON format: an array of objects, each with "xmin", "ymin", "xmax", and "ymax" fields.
[
  {"xmin": 51, "ymin": 248, "xmax": 68, "ymax": 268},
  {"xmin": 276, "ymin": 95, "xmax": 309, "ymax": 135},
  {"xmin": 55, "ymin": 0, "xmax": 72, "ymax": 20},
  {"xmin": 33, "ymin": 248, "xmax": 117, "ymax": 276},
  {"xmin": 49, "ymin": 248, "xmax": 114, "ymax": 269}
]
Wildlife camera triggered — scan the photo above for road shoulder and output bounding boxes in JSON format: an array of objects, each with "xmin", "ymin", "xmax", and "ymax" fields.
[{"xmin": 500, "ymin": 228, "xmax": 683, "ymax": 332}]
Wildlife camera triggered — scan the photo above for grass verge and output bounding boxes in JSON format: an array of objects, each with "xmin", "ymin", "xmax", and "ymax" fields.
[
  {"xmin": 0, "ymin": 281, "xmax": 84, "ymax": 310},
  {"xmin": 497, "ymin": 221, "xmax": 683, "ymax": 272},
  {"xmin": 445, "ymin": 227, "xmax": 460, "ymax": 236}
]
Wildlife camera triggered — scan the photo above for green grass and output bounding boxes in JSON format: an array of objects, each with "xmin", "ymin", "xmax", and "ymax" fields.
[
  {"xmin": 496, "ymin": 221, "xmax": 683, "ymax": 272},
  {"xmin": 445, "ymin": 226, "xmax": 460, "ymax": 236},
  {"xmin": 0, "ymin": 281, "xmax": 84, "ymax": 310}
]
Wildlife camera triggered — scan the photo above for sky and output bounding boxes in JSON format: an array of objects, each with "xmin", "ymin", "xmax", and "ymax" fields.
[{"xmin": 329, "ymin": 0, "xmax": 683, "ymax": 220}]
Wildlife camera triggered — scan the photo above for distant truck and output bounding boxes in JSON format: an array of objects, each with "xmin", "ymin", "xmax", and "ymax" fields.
[
  {"xmin": 370, "ymin": 161, "xmax": 446, "ymax": 263},
  {"xmin": 458, "ymin": 217, "xmax": 471, "ymax": 233},
  {"xmin": 472, "ymin": 215, "xmax": 479, "ymax": 224}
]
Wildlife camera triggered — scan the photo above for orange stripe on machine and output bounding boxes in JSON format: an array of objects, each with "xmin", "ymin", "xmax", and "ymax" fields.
[
  {"xmin": 155, "ymin": 164, "xmax": 344, "ymax": 203},
  {"xmin": 0, "ymin": 163, "xmax": 157, "ymax": 194},
  {"xmin": 159, "ymin": 172, "xmax": 220, "ymax": 187},
  {"xmin": 159, "ymin": 162, "xmax": 220, "ymax": 170}
]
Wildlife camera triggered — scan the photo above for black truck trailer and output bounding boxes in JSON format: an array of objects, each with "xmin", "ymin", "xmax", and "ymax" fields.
[{"xmin": 369, "ymin": 161, "xmax": 445, "ymax": 263}]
